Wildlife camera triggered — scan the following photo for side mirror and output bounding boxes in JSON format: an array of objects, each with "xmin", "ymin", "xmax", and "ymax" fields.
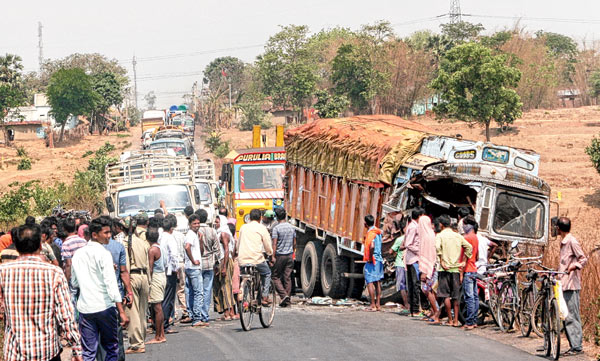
[
  {"xmin": 105, "ymin": 197, "xmax": 115, "ymax": 213},
  {"xmin": 194, "ymin": 188, "xmax": 201, "ymax": 204}
]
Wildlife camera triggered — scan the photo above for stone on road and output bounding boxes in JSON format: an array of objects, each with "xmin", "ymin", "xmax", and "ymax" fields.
[{"xmin": 129, "ymin": 306, "xmax": 537, "ymax": 361}]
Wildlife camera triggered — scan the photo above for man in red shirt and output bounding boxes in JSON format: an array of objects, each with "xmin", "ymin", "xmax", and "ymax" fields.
[{"xmin": 461, "ymin": 216, "xmax": 479, "ymax": 329}]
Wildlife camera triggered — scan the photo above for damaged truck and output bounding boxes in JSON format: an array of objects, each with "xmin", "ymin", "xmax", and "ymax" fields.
[{"xmin": 284, "ymin": 115, "xmax": 551, "ymax": 299}]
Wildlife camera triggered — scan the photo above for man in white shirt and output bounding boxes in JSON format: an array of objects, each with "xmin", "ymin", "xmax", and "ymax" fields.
[
  {"xmin": 475, "ymin": 231, "xmax": 498, "ymax": 275},
  {"xmin": 167, "ymin": 214, "xmax": 189, "ymax": 323},
  {"xmin": 71, "ymin": 217, "xmax": 129, "ymax": 361},
  {"xmin": 160, "ymin": 216, "xmax": 180, "ymax": 334},
  {"xmin": 183, "ymin": 214, "xmax": 206, "ymax": 327}
]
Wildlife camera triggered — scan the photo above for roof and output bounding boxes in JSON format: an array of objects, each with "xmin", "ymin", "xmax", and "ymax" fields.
[{"xmin": 285, "ymin": 115, "xmax": 431, "ymax": 184}]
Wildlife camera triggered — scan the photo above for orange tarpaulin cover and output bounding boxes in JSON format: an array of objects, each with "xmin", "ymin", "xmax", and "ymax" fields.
[{"xmin": 284, "ymin": 115, "xmax": 431, "ymax": 185}]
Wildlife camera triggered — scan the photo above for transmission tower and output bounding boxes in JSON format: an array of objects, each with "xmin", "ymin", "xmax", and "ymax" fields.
[
  {"xmin": 449, "ymin": 0, "xmax": 462, "ymax": 24},
  {"xmin": 38, "ymin": 22, "xmax": 43, "ymax": 72}
]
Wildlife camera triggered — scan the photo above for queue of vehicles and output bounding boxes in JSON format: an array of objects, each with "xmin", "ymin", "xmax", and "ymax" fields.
[{"xmin": 106, "ymin": 107, "xmax": 216, "ymax": 230}]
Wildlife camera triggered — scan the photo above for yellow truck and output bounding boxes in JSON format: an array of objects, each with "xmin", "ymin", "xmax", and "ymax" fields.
[{"xmin": 220, "ymin": 125, "xmax": 285, "ymax": 233}]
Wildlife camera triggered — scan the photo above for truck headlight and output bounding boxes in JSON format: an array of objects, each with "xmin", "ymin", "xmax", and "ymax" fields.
[{"xmin": 244, "ymin": 214, "xmax": 251, "ymax": 224}]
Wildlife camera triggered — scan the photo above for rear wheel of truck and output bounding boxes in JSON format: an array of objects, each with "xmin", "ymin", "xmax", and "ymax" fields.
[
  {"xmin": 320, "ymin": 243, "xmax": 348, "ymax": 298},
  {"xmin": 300, "ymin": 241, "xmax": 323, "ymax": 297}
]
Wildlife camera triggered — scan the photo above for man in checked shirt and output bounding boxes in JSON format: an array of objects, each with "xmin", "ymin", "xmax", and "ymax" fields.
[{"xmin": 0, "ymin": 223, "xmax": 83, "ymax": 361}]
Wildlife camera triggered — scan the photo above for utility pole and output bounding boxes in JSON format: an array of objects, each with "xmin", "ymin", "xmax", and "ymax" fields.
[
  {"xmin": 37, "ymin": 22, "xmax": 43, "ymax": 72},
  {"xmin": 132, "ymin": 56, "xmax": 138, "ymax": 109},
  {"xmin": 449, "ymin": 0, "xmax": 462, "ymax": 24},
  {"xmin": 228, "ymin": 81, "xmax": 232, "ymax": 109}
]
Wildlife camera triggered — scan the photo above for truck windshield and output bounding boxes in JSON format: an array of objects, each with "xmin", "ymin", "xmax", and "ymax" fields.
[
  {"xmin": 150, "ymin": 142, "xmax": 187, "ymax": 156},
  {"xmin": 185, "ymin": 119, "xmax": 194, "ymax": 128},
  {"xmin": 493, "ymin": 192, "xmax": 544, "ymax": 239},
  {"xmin": 118, "ymin": 184, "xmax": 191, "ymax": 216},
  {"xmin": 240, "ymin": 164, "xmax": 284, "ymax": 192},
  {"xmin": 196, "ymin": 182, "xmax": 212, "ymax": 203}
]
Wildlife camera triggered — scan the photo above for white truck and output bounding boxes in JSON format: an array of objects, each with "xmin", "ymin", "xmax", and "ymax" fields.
[{"xmin": 105, "ymin": 151, "xmax": 218, "ymax": 229}]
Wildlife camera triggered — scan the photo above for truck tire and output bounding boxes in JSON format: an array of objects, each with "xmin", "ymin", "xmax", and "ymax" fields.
[
  {"xmin": 320, "ymin": 243, "xmax": 349, "ymax": 298},
  {"xmin": 300, "ymin": 241, "xmax": 323, "ymax": 297}
]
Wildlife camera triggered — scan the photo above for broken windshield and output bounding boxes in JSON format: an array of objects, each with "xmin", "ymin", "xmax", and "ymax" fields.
[{"xmin": 493, "ymin": 192, "xmax": 544, "ymax": 239}]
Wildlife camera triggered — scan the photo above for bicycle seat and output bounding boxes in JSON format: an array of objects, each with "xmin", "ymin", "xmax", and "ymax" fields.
[{"xmin": 521, "ymin": 281, "xmax": 532, "ymax": 287}]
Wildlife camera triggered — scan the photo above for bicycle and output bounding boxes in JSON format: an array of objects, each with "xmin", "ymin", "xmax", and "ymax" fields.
[
  {"xmin": 238, "ymin": 264, "xmax": 277, "ymax": 331},
  {"xmin": 516, "ymin": 266, "xmax": 540, "ymax": 337},
  {"xmin": 530, "ymin": 266, "xmax": 567, "ymax": 360}
]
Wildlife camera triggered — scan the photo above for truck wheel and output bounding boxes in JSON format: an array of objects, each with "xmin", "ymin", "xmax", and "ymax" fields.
[
  {"xmin": 320, "ymin": 243, "xmax": 348, "ymax": 298},
  {"xmin": 300, "ymin": 241, "xmax": 323, "ymax": 297}
]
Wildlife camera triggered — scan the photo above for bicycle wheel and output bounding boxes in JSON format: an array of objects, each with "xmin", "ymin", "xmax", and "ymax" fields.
[
  {"xmin": 548, "ymin": 298, "xmax": 561, "ymax": 360},
  {"xmin": 488, "ymin": 283, "xmax": 499, "ymax": 326},
  {"xmin": 518, "ymin": 288, "xmax": 534, "ymax": 337},
  {"xmin": 531, "ymin": 295, "xmax": 544, "ymax": 338},
  {"xmin": 497, "ymin": 282, "xmax": 516, "ymax": 332},
  {"xmin": 239, "ymin": 278, "xmax": 254, "ymax": 331},
  {"xmin": 259, "ymin": 280, "xmax": 277, "ymax": 328}
]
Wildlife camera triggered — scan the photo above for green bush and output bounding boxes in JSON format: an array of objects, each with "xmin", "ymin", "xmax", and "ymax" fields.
[
  {"xmin": 586, "ymin": 137, "xmax": 600, "ymax": 173},
  {"xmin": 205, "ymin": 131, "xmax": 224, "ymax": 152},
  {"xmin": 17, "ymin": 157, "xmax": 31, "ymax": 170},
  {"xmin": 16, "ymin": 146, "xmax": 32, "ymax": 170},
  {"xmin": 82, "ymin": 150, "xmax": 94, "ymax": 158},
  {"xmin": 214, "ymin": 142, "xmax": 231, "ymax": 159}
]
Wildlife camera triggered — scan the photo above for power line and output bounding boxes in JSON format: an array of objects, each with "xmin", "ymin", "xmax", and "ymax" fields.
[
  {"xmin": 117, "ymin": 44, "xmax": 264, "ymax": 64},
  {"xmin": 462, "ymin": 13, "xmax": 600, "ymax": 25},
  {"xmin": 391, "ymin": 14, "xmax": 448, "ymax": 27}
]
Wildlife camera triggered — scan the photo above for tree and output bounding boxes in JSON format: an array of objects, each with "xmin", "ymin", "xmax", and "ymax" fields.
[
  {"xmin": 535, "ymin": 31, "xmax": 578, "ymax": 83},
  {"xmin": 590, "ymin": 70, "xmax": 600, "ymax": 102},
  {"xmin": 480, "ymin": 31, "xmax": 513, "ymax": 50},
  {"xmin": 0, "ymin": 54, "xmax": 27, "ymax": 145},
  {"xmin": 430, "ymin": 43, "xmax": 522, "ymax": 142},
  {"xmin": 46, "ymin": 68, "xmax": 97, "ymax": 142},
  {"xmin": 440, "ymin": 21, "xmax": 485, "ymax": 43},
  {"xmin": 380, "ymin": 40, "xmax": 435, "ymax": 116},
  {"xmin": 144, "ymin": 91, "xmax": 156, "ymax": 109},
  {"xmin": 313, "ymin": 89, "xmax": 349, "ymax": 118},
  {"xmin": 331, "ymin": 43, "xmax": 383, "ymax": 113},
  {"xmin": 91, "ymin": 72, "xmax": 124, "ymax": 131},
  {"xmin": 204, "ymin": 57, "xmax": 246, "ymax": 103},
  {"xmin": 256, "ymin": 25, "xmax": 318, "ymax": 120}
]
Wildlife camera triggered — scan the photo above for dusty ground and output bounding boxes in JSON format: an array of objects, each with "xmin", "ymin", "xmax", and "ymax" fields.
[{"xmin": 0, "ymin": 127, "xmax": 141, "ymax": 189}]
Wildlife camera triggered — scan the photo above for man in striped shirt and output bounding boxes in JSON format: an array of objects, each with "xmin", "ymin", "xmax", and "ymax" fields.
[{"xmin": 0, "ymin": 223, "xmax": 83, "ymax": 361}]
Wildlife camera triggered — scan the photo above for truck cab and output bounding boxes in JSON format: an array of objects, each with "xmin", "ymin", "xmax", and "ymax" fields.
[{"xmin": 220, "ymin": 147, "xmax": 285, "ymax": 233}]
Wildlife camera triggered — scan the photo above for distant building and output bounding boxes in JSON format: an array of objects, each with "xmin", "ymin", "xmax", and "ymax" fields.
[
  {"xmin": 411, "ymin": 95, "xmax": 439, "ymax": 116},
  {"xmin": 557, "ymin": 89, "xmax": 581, "ymax": 108},
  {"xmin": 5, "ymin": 94, "xmax": 79, "ymax": 138}
]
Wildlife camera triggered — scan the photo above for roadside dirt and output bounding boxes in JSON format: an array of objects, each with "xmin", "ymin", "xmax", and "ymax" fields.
[{"xmin": 0, "ymin": 127, "xmax": 142, "ymax": 189}]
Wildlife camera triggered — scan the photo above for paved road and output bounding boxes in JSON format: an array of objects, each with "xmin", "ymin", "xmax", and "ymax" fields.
[{"xmin": 128, "ymin": 306, "xmax": 538, "ymax": 361}]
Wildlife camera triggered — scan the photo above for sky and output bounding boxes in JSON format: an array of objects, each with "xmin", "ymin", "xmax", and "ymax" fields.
[{"xmin": 1, "ymin": 0, "xmax": 599, "ymax": 108}]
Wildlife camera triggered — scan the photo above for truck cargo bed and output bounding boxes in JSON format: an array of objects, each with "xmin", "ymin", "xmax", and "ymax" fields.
[{"xmin": 287, "ymin": 164, "xmax": 388, "ymax": 249}]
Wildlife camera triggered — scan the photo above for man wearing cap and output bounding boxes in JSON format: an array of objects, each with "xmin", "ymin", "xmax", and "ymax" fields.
[
  {"xmin": 261, "ymin": 210, "xmax": 277, "ymax": 236},
  {"xmin": 124, "ymin": 215, "xmax": 151, "ymax": 354}
]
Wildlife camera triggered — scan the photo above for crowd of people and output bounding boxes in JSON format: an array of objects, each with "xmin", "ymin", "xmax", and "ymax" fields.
[
  {"xmin": 0, "ymin": 202, "xmax": 589, "ymax": 359},
  {"xmin": 361, "ymin": 207, "xmax": 588, "ymax": 356},
  {"xmin": 0, "ymin": 204, "xmax": 296, "ymax": 361}
]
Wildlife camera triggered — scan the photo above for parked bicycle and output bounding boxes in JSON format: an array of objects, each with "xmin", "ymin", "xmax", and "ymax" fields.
[
  {"xmin": 529, "ymin": 266, "xmax": 567, "ymax": 360},
  {"xmin": 238, "ymin": 264, "xmax": 277, "ymax": 331},
  {"xmin": 516, "ymin": 265, "xmax": 541, "ymax": 337}
]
